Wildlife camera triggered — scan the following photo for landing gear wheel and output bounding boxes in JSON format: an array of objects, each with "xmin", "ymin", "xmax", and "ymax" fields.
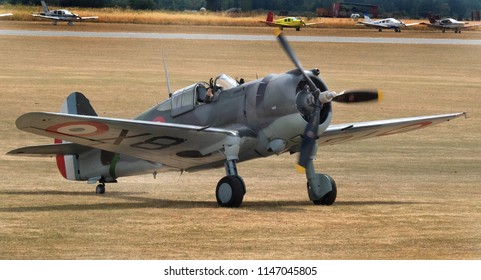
[
  {"xmin": 96, "ymin": 183, "xmax": 105, "ymax": 194},
  {"xmin": 311, "ymin": 175, "xmax": 337, "ymax": 205},
  {"xmin": 216, "ymin": 175, "xmax": 245, "ymax": 207}
]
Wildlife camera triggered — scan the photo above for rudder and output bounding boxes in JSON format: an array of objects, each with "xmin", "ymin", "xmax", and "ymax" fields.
[
  {"xmin": 266, "ymin": 11, "xmax": 274, "ymax": 23},
  {"xmin": 56, "ymin": 92, "xmax": 97, "ymax": 180},
  {"xmin": 41, "ymin": 0, "xmax": 49, "ymax": 13}
]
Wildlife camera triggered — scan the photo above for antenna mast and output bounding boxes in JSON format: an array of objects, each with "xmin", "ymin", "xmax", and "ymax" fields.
[{"xmin": 162, "ymin": 51, "xmax": 172, "ymax": 97}]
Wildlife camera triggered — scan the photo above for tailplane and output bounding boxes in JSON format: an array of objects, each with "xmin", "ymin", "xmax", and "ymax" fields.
[
  {"xmin": 53, "ymin": 92, "xmax": 160, "ymax": 184},
  {"xmin": 9, "ymin": 92, "xmax": 161, "ymax": 188}
]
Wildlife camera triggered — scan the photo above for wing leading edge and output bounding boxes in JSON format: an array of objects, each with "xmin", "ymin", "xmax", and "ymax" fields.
[
  {"xmin": 319, "ymin": 112, "xmax": 466, "ymax": 146},
  {"xmin": 11, "ymin": 112, "xmax": 466, "ymax": 166}
]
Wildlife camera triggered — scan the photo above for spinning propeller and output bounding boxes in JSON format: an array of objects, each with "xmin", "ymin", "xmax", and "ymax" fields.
[{"xmin": 275, "ymin": 31, "xmax": 382, "ymax": 168}]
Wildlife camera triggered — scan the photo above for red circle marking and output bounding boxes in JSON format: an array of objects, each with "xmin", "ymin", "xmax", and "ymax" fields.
[
  {"xmin": 46, "ymin": 121, "xmax": 109, "ymax": 137},
  {"xmin": 153, "ymin": 116, "xmax": 166, "ymax": 122}
]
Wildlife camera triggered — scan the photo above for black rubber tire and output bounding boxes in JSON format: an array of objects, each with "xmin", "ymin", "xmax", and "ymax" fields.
[
  {"xmin": 312, "ymin": 175, "xmax": 337, "ymax": 206},
  {"xmin": 215, "ymin": 175, "xmax": 245, "ymax": 207},
  {"xmin": 95, "ymin": 184, "xmax": 105, "ymax": 194}
]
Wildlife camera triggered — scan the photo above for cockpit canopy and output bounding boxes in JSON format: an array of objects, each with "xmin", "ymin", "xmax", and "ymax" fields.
[
  {"xmin": 214, "ymin": 74, "xmax": 238, "ymax": 91},
  {"xmin": 158, "ymin": 74, "xmax": 239, "ymax": 117}
]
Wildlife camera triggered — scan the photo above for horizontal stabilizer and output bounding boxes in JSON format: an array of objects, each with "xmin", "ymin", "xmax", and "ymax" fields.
[{"xmin": 7, "ymin": 142, "xmax": 92, "ymax": 157}]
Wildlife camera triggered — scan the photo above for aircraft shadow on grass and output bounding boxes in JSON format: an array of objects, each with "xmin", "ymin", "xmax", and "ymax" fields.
[{"xmin": 0, "ymin": 190, "xmax": 426, "ymax": 213}]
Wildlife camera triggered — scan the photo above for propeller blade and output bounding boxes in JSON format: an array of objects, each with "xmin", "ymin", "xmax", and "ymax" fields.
[
  {"xmin": 332, "ymin": 89, "xmax": 383, "ymax": 103},
  {"xmin": 298, "ymin": 104, "xmax": 321, "ymax": 168},
  {"xmin": 276, "ymin": 31, "xmax": 319, "ymax": 97},
  {"xmin": 276, "ymin": 30, "xmax": 322, "ymax": 168}
]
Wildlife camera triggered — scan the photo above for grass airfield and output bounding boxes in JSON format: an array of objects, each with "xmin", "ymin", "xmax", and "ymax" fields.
[{"xmin": 0, "ymin": 21, "xmax": 480, "ymax": 259}]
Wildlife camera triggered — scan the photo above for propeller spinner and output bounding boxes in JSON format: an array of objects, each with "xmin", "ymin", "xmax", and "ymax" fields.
[{"xmin": 275, "ymin": 31, "xmax": 382, "ymax": 168}]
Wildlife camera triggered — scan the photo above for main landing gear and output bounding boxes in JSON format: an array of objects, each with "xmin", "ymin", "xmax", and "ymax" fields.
[
  {"xmin": 214, "ymin": 139, "xmax": 336, "ymax": 207},
  {"xmin": 303, "ymin": 145, "xmax": 337, "ymax": 205},
  {"xmin": 215, "ymin": 142, "xmax": 246, "ymax": 207}
]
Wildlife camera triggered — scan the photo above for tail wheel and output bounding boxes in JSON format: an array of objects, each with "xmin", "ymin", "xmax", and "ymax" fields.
[
  {"xmin": 312, "ymin": 175, "xmax": 337, "ymax": 205},
  {"xmin": 216, "ymin": 175, "xmax": 245, "ymax": 208},
  {"xmin": 96, "ymin": 183, "xmax": 105, "ymax": 194}
]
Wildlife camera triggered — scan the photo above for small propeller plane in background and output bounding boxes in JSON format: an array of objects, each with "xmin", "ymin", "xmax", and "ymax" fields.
[
  {"xmin": 421, "ymin": 15, "xmax": 481, "ymax": 33},
  {"xmin": 8, "ymin": 32, "xmax": 465, "ymax": 208},
  {"xmin": 357, "ymin": 13, "xmax": 419, "ymax": 32},
  {"xmin": 260, "ymin": 11, "xmax": 321, "ymax": 31},
  {"xmin": 32, "ymin": 1, "xmax": 98, "ymax": 26},
  {"xmin": 0, "ymin": 13, "xmax": 13, "ymax": 17}
]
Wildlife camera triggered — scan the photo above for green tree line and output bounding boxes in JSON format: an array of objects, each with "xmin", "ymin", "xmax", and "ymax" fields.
[{"xmin": 3, "ymin": 0, "xmax": 481, "ymax": 18}]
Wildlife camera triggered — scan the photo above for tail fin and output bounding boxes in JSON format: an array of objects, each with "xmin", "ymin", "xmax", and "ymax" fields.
[
  {"xmin": 41, "ymin": 0, "xmax": 49, "ymax": 13},
  {"xmin": 56, "ymin": 92, "xmax": 97, "ymax": 180},
  {"xmin": 266, "ymin": 11, "xmax": 274, "ymax": 23},
  {"xmin": 60, "ymin": 91, "xmax": 98, "ymax": 116},
  {"xmin": 427, "ymin": 13, "xmax": 436, "ymax": 24},
  {"xmin": 363, "ymin": 13, "xmax": 372, "ymax": 22}
]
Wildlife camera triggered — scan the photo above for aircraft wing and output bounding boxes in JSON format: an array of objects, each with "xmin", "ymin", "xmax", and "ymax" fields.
[
  {"xmin": 0, "ymin": 13, "xmax": 13, "ymax": 17},
  {"xmin": 404, "ymin": 22, "xmax": 420, "ymax": 27},
  {"xmin": 13, "ymin": 112, "xmax": 240, "ymax": 170},
  {"xmin": 463, "ymin": 23, "xmax": 481, "ymax": 29},
  {"xmin": 79, "ymin": 16, "xmax": 98, "ymax": 20},
  {"xmin": 358, "ymin": 22, "xmax": 388, "ymax": 28},
  {"xmin": 318, "ymin": 112, "xmax": 465, "ymax": 146},
  {"xmin": 31, "ymin": 14, "xmax": 61, "ymax": 20},
  {"xmin": 304, "ymin": 22, "xmax": 322, "ymax": 26}
]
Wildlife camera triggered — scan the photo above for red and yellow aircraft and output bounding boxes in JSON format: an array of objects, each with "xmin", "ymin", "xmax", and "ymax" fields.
[{"xmin": 260, "ymin": 11, "xmax": 321, "ymax": 31}]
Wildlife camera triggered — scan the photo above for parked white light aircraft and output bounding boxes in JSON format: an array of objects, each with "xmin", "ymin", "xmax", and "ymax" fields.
[
  {"xmin": 358, "ymin": 13, "xmax": 419, "ymax": 32},
  {"xmin": 422, "ymin": 16, "xmax": 481, "ymax": 33},
  {"xmin": 8, "ymin": 32, "xmax": 465, "ymax": 207},
  {"xmin": 32, "ymin": 1, "xmax": 98, "ymax": 26},
  {"xmin": 0, "ymin": 13, "xmax": 13, "ymax": 17}
]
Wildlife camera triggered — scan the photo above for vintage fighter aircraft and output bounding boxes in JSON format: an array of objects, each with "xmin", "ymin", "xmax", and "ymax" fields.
[
  {"xmin": 32, "ymin": 1, "xmax": 98, "ymax": 26},
  {"xmin": 358, "ymin": 13, "xmax": 419, "ymax": 32},
  {"xmin": 260, "ymin": 11, "xmax": 321, "ymax": 31},
  {"xmin": 421, "ymin": 16, "xmax": 481, "ymax": 33},
  {"xmin": 8, "ymin": 32, "xmax": 465, "ymax": 208}
]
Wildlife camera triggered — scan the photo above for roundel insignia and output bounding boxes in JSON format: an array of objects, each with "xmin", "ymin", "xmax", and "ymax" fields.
[
  {"xmin": 153, "ymin": 116, "xmax": 166, "ymax": 122},
  {"xmin": 46, "ymin": 121, "xmax": 109, "ymax": 137}
]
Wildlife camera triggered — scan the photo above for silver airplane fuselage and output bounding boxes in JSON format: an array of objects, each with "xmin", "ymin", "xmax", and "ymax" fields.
[{"xmin": 134, "ymin": 70, "xmax": 332, "ymax": 171}]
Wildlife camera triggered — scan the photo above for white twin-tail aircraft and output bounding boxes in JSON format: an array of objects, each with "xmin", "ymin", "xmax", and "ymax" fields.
[
  {"xmin": 8, "ymin": 32, "xmax": 466, "ymax": 207},
  {"xmin": 358, "ymin": 13, "xmax": 419, "ymax": 32},
  {"xmin": 32, "ymin": 1, "xmax": 98, "ymax": 26}
]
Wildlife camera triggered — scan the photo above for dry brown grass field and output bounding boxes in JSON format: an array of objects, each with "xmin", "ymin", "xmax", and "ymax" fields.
[{"xmin": 0, "ymin": 21, "xmax": 480, "ymax": 259}]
